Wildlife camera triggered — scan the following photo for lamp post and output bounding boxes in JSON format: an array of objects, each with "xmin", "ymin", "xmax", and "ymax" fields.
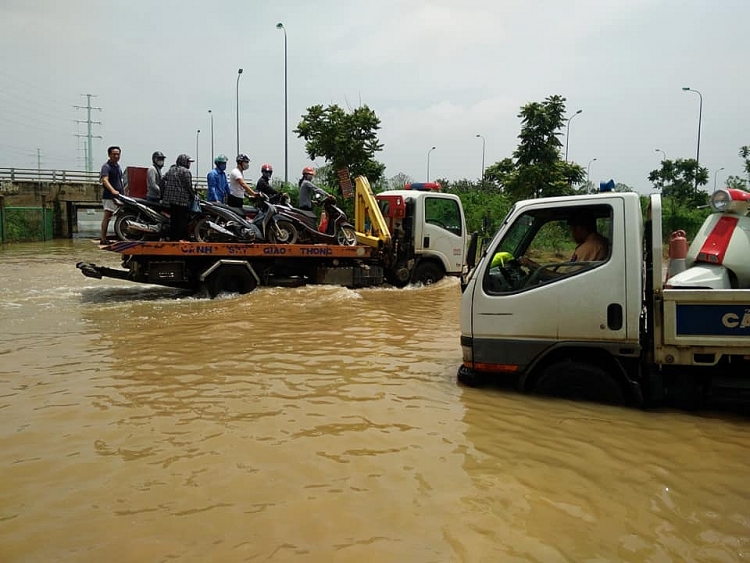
[
  {"xmin": 682, "ymin": 87, "xmax": 703, "ymax": 190},
  {"xmin": 564, "ymin": 109, "xmax": 583, "ymax": 162},
  {"xmin": 276, "ymin": 22, "xmax": 288, "ymax": 185},
  {"xmin": 655, "ymin": 148, "xmax": 667, "ymax": 162},
  {"xmin": 196, "ymin": 129, "xmax": 200, "ymax": 180},
  {"xmin": 476, "ymin": 134, "xmax": 485, "ymax": 182},
  {"xmin": 427, "ymin": 146, "xmax": 436, "ymax": 182},
  {"xmin": 587, "ymin": 157, "xmax": 597, "ymax": 193},
  {"xmin": 236, "ymin": 68, "xmax": 243, "ymax": 156},
  {"xmin": 713, "ymin": 167, "xmax": 725, "ymax": 192},
  {"xmin": 208, "ymin": 109, "xmax": 214, "ymax": 162}
]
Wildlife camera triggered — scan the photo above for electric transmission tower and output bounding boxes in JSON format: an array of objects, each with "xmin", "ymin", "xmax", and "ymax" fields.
[{"xmin": 74, "ymin": 94, "xmax": 102, "ymax": 173}]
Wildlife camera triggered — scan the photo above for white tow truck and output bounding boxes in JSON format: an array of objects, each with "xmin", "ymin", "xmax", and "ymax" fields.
[
  {"xmin": 77, "ymin": 177, "xmax": 469, "ymax": 296},
  {"xmin": 458, "ymin": 189, "xmax": 750, "ymax": 407}
]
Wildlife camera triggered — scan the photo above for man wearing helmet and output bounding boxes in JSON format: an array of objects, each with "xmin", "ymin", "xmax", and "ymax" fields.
[
  {"xmin": 206, "ymin": 154, "xmax": 230, "ymax": 203},
  {"xmin": 227, "ymin": 153, "xmax": 257, "ymax": 208},
  {"xmin": 298, "ymin": 166, "xmax": 330, "ymax": 211},
  {"xmin": 147, "ymin": 151, "xmax": 166, "ymax": 203},
  {"xmin": 256, "ymin": 163, "xmax": 281, "ymax": 201},
  {"xmin": 160, "ymin": 154, "xmax": 196, "ymax": 241}
]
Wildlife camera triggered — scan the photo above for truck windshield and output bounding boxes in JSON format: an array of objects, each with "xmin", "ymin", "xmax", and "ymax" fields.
[{"xmin": 484, "ymin": 204, "xmax": 612, "ymax": 293}]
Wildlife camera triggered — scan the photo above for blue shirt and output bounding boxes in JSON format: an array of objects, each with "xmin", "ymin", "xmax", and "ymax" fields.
[
  {"xmin": 100, "ymin": 161, "xmax": 124, "ymax": 200},
  {"xmin": 206, "ymin": 168, "xmax": 229, "ymax": 202}
]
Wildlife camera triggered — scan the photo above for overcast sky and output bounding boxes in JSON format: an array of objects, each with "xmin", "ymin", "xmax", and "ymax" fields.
[{"xmin": 1, "ymin": 0, "xmax": 748, "ymax": 192}]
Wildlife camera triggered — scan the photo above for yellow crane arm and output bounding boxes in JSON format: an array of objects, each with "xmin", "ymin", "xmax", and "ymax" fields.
[{"xmin": 353, "ymin": 176, "xmax": 391, "ymax": 248}]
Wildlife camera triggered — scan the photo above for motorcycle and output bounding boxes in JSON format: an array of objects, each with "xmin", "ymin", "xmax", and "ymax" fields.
[
  {"xmin": 275, "ymin": 194, "xmax": 357, "ymax": 246},
  {"xmin": 666, "ymin": 187, "xmax": 750, "ymax": 289},
  {"xmin": 193, "ymin": 193, "xmax": 298, "ymax": 244},
  {"xmin": 112, "ymin": 194, "xmax": 204, "ymax": 241}
]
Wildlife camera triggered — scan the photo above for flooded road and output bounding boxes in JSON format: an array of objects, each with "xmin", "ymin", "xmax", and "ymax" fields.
[{"xmin": 1, "ymin": 240, "xmax": 749, "ymax": 562}]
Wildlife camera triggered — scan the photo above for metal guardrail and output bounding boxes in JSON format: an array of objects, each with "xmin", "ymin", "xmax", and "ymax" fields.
[
  {"xmin": 0, "ymin": 167, "xmax": 207, "ymax": 188},
  {"xmin": 0, "ymin": 168, "xmax": 101, "ymax": 183}
]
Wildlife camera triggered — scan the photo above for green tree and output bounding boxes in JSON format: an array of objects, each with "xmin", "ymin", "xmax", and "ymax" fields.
[
  {"xmin": 725, "ymin": 145, "xmax": 750, "ymax": 190},
  {"xmin": 295, "ymin": 104, "xmax": 386, "ymax": 190},
  {"xmin": 647, "ymin": 158, "xmax": 709, "ymax": 206},
  {"xmin": 484, "ymin": 96, "xmax": 585, "ymax": 198},
  {"xmin": 387, "ymin": 172, "xmax": 412, "ymax": 191}
]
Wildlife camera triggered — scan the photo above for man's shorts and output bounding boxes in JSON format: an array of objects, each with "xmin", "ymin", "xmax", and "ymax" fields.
[{"xmin": 102, "ymin": 199, "xmax": 118, "ymax": 213}]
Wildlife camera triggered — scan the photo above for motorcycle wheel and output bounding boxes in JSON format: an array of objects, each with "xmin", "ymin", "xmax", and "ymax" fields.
[
  {"xmin": 114, "ymin": 211, "xmax": 147, "ymax": 241},
  {"xmin": 336, "ymin": 225, "xmax": 357, "ymax": 246},
  {"xmin": 268, "ymin": 220, "xmax": 298, "ymax": 244},
  {"xmin": 194, "ymin": 216, "xmax": 228, "ymax": 242}
]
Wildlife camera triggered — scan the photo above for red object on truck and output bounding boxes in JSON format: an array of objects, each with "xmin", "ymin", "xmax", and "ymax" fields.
[{"xmin": 126, "ymin": 166, "xmax": 148, "ymax": 198}]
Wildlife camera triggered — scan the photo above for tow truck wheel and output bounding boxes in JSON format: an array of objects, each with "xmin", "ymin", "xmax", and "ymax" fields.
[
  {"xmin": 114, "ymin": 211, "xmax": 147, "ymax": 241},
  {"xmin": 533, "ymin": 360, "xmax": 625, "ymax": 405},
  {"xmin": 205, "ymin": 265, "xmax": 257, "ymax": 298},
  {"xmin": 412, "ymin": 261, "xmax": 444, "ymax": 285},
  {"xmin": 386, "ymin": 263, "xmax": 411, "ymax": 288}
]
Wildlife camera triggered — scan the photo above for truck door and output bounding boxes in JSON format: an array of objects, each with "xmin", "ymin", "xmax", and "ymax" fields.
[
  {"xmin": 470, "ymin": 199, "xmax": 629, "ymax": 368},
  {"xmin": 415, "ymin": 195, "xmax": 466, "ymax": 273}
]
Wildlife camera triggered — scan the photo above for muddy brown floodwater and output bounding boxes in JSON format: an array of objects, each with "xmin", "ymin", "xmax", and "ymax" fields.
[{"xmin": 1, "ymin": 240, "xmax": 749, "ymax": 562}]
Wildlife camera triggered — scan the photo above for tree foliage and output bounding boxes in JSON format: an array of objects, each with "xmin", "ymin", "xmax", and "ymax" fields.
[
  {"xmin": 483, "ymin": 96, "xmax": 585, "ymax": 198},
  {"xmin": 647, "ymin": 158, "xmax": 709, "ymax": 207},
  {"xmin": 295, "ymin": 104, "xmax": 386, "ymax": 189}
]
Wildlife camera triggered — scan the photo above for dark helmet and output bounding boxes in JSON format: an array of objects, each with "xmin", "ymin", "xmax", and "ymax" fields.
[
  {"xmin": 152, "ymin": 151, "xmax": 165, "ymax": 165},
  {"xmin": 176, "ymin": 154, "xmax": 194, "ymax": 167},
  {"xmin": 236, "ymin": 153, "xmax": 250, "ymax": 164},
  {"xmin": 261, "ymin": 163, "xmax": 273, "ymax": 174},
  {"xmin": 214, "ymin": 154, "xmax": 228, "ymax": 164}
]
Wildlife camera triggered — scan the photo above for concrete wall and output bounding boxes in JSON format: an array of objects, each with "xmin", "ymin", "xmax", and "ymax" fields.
[{"xmin": 0, "ymin": 180, "xmax": 101, "ymax": 239}]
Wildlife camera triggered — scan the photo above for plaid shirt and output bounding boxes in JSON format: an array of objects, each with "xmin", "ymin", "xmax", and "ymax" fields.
[{"xmin": 160, "ymin": 164, "xmax": 194, "ymax": 207}]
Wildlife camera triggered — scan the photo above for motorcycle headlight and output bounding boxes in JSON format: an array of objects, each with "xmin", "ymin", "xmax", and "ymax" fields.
[{"xmin": 710, "ymin": 189, "xmax": 731, "ymax": 212}]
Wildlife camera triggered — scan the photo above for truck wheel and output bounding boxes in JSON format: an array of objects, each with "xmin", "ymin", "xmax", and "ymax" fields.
[
  {"xmin": 206, "ymin": 265, "xmax": 257, "ymax": 297},
  {"xmin": 533, "ymin": 360, "xmax": 625, "ymax": 405},
  {"xmin": 412, "ymin": 261, "xmax": 443, "ymax": 285},
  {"xmin": 268, "ymin": 220, "xmax": 298, "ymax": 244},
  {"xmin": 457, "ymin": 365, "xmax": 485, "ymax": 387},
  {"xmin": 386, "ymin": 263, "xmax": 411, "ymax": 288},
  {"xmin": 114, "ymin": 211, "xmax": 146, "ymax": 241}
]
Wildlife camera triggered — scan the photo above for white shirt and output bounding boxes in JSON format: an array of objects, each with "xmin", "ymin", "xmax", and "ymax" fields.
[{"xmin": 228, "ymin": 167, "xmax": 248, "ymax": 198}]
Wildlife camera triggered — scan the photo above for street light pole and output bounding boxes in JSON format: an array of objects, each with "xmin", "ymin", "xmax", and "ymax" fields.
[
  {"xmin": 655, "ymin": 148, "xmax": 667, "ymax": 162},
  {"xmin": 682, "ymin": 87, "xmax": 703, "ymax": 190},
  {"xmin": 236, "ymin": 68, "xmax": 243, "ymax": 156},
  {"xmin": 587, "ymin": 157, "xmax": 597, "ymax": 193},
  {"xmin": 196, "ymin": 129, "xmax": 200, "ymax": 181},
  {"xmin": 276, "ymin": 23, "xmax": 288, "ymax": 185},
  {"xmin": 208, "ymin": 109, "xmax": 214, "ymax": 162},
  {"xmin": 475, "ymin": 134, "xmax": 485, "ymax": 182},
  {"xmin": 427, "ymin": 146, "xmax": 436, "ymax": 182},
  {"xmin": 713, "ymin": 167, "xmax": 725, "ymax": 192},
  {"xmin": 564, "ymin": 109, "xmax": 583, "ymax": 162}
]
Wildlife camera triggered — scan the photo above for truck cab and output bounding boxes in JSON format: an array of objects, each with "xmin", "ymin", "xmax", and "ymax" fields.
[
  {"xmin": 373, "ymin": 186, "xmax": 467, "ymax": 286},
  {"xmin": 459, "ymin": 190, "xmax": 750, "ymax": 407}
]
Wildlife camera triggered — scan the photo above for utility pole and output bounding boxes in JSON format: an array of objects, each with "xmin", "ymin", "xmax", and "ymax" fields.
[
  {"xmin": 37, "ymin": 148, "xmax": 41, "ymax": 180},
  {"xmin": 74, "ymin": 94, "xmax": 102, "ymax": 173}
]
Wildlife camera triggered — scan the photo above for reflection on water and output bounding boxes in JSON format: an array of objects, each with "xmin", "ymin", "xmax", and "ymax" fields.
[{"xmin": 1, "ymin": 240, "xmax": 749, "ymax": 562}]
